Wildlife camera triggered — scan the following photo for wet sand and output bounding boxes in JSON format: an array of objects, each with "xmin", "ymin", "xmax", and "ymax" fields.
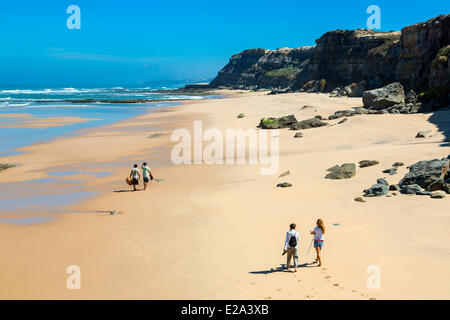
[{"xmin": 0, "ymin": 91, "xmax": 449, "ymax": 299}]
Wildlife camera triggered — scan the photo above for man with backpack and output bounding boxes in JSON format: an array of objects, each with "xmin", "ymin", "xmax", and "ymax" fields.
[{"xmin": 282, "ymin": 223, "xmax": 300, "ymax": 272}]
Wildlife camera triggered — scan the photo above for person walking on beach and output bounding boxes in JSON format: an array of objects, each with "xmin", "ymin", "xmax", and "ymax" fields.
[
  {"xmin": 283, "ymin": 223, "xmax": 300, "ymax": 272},
  {"xmin": 141, "ymin": 162, "xmax": 153, "ymax": 191},
  {"xmin": 130, "ymin": 164, "xmax": 141, "ymax": 191},
  {"xmin": 310, "ymin": 219, "xmax": 325, "ymax": 267}
]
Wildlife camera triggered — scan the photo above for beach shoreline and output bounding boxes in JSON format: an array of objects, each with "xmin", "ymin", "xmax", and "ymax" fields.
[{"xmin": 0, "ymin": 90, "xmax": 449, "ymax": 299}]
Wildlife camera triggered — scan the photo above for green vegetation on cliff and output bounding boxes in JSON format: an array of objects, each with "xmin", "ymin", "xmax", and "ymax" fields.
[{"xmin": 265, "ymin": 67, "xmax": 300, "ymax": 79}]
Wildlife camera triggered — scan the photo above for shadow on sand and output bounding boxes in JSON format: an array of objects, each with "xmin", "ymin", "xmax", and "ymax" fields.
[
  {"xmin": 113, "ymin": 189, "xmax": 143, "ymax": 193},
  {"xmin": 428, "ymin": 108, "xmax": 450, "ymax": 148},
  {"xmin": 249, "ymin": 262, "xmax": 317, "ymax": 274}
]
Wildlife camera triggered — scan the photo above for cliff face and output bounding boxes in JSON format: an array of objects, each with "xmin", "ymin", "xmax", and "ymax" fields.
[
  {"xmin": 292, "ymin": 29, "xmax": 400, "ymax": 93},
  {"xmin": 394, "ymin": 14, "xmax": 450, "ymax": 91},
  {"xmin": 209, "ymin": 47, "xmax": 314, "ymax": 89},
  {"xmin": 209, "ymin": 14, "xmax": 450, "ymax": 97}
]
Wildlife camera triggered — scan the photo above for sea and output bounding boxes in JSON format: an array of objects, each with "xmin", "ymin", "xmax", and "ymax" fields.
[{"xmin": 0, "ymin": 86, "xmax": 211, "ymax": 155}]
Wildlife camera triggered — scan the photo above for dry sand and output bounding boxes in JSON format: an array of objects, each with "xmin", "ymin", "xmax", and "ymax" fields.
[{"xmin": 0, "ymin": 91, "xmax": 449, "ymax": 299}]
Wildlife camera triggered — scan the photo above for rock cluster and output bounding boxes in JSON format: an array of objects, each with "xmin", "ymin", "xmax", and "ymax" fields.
[
  {"xmin": 400, "ymin": 157, "xmax": 449, "ymax": 191},
  {"xmin": 361, "ymin": 156, "xmax": 449, "ymax": 199},
  {"xmin": 362, "ymin": 83, "xmax": 424, "ymax": 114}
]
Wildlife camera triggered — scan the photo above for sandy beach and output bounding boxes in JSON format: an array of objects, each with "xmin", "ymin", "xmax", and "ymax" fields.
[{"xmin": 0, "ymin": 91, "xmax": 449, "ymax": 299}]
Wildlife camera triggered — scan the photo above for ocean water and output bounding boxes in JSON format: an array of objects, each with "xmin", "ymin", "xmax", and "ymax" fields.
[{"xmin": 0, "ymin": 87, "xmax": 207, "ymax": 155}]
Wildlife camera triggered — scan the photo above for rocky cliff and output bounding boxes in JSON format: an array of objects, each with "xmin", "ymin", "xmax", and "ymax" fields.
[
  {"xmin": 209, "ymin": 14, "xmax": 449, "ymax": 101},
  {"xmin": 209, "ymin": 47, "xmax": 314, "ymax": 89}
]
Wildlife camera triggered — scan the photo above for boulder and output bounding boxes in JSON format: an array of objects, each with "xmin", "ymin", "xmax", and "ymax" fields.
[
  {"xmin": 377, "ymin": 178, "xmax": 389, "ymax": 186},
  {"xmin": 400, "ymin": 158, "xmax": 449, "ymax": 189},
  {"xmin": 337, "ymin": 118, "xmax": 348, "ymax": 124},
  {"xmin": 392, "ymin": 162, "xmax": 404, "ymax": 167},
  {"xmin": 237, "ymin": 113, "xmax": 245, "ymax": 119},
  {"xmin": 382, "ymin": 168, "xmax": 397, "ymax": 175},
  {"xmin": 401, "ymin": 184, "xmax": 423, "ymax": 194},
  {"xmin": 359, "ymin": 160, "xmax": 379, "ymax": 168},
  {"xmin": 325, "ymin": 163, "xmax": 356, "ymax": 179},
  {"xmin": 364, "ymin": 183, "xmax": 389, "ymax": 197},
  {"xmin": 362, "ymin": 83, "xmax": 405, "ymax": 110},
  {"xmin": 430, "ymin": 191, "xmax": 446, "ymax": 199},
  {"xmin": 290, "ymin": 118, "xmax": 327, "ymax": 130},
  {"xmin": 277, "ymin": 182, "xmax": 292, "ymax": 188},
  {"xmin": 293, "ymin": 132, "xmax": 303, "ymax": 138},
  {"xmin": 354, "ymin": 197, "xmax": 366, "ymax": 202},
  {"xmin": 259, "ymin": 115, "xmax": 298, "ymax": 129}
]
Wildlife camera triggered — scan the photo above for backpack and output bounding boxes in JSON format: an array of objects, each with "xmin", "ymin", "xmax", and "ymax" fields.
[{"xmin": 288, "ymin": 233, "xmax": 297, "ymax": 247}]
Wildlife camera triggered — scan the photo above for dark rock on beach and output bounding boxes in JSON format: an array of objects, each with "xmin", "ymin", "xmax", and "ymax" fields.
[
  {"xmin": 290, "ymin": 118, "xmax": 327, "ymax": 130},
  {"xmin": 325, "ymin": 163, "xmax": 356, "ymax": 179},
  {"xmin": 382, "ymin": 168, "xmax": 397, "ymax": 175},
  {"xmin": 293, "ymin": 132, "xmax": 303, "ymax": 138},
  {"xmin": 401, "ymin": 184, "xmax": 423, "ymax": 194},
  {"xmin": 362, "ymin": 82, "xmax": 405, "ymax": 110},
  {"xmin": 277, "ymin": 182, "xmax": 292, "ymax": 188},
  {"xmin": 259, "ymin": 115, "xmax": 298, "ymax": 129},
  {"xmin": 237, "ymin": 113, "xmax": 245, "ymax": 119},
  {"xmin": 359, "ymin": 160, "xmax": 379, "ymax": 168},
  {"xmin": 354, "ymin": 197, "xmax": 365, "ymax": 202},
  {"xmin": 328, "ymin": 110, "xmax": 356, "ymax": 120},
  {"xmin": 400, "ymin": 157, "xmax": 449, "ymax": 190},
  {"xmin": 415, "ymin": 130, "xmax": 431, "ymax": 138},
  {"xmin": 392, "ymin": 162, "xmax": 404, "ymax": 167},
  {"xmin": 364, "ymin": 182, "xmax": 389, "ymax": 197}
]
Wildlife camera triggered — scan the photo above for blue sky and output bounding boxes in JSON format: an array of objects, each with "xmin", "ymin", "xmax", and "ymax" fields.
[{"xmin": 0, "ymin": 0, "xmax": 448, "ymax": 87}]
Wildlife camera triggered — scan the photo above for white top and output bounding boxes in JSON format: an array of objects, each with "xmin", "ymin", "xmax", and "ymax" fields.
[
  {"xmin": 284, "ymin": 230, "xmax": 300, "ymax": 250},
  {"xmin": 131, "ymin": 168, "xmax": 140, "ymax": 179},
  {"xmin": 313, "ymin": 226, "xmax": 324, "ymax": 241},
  {"xmin": 141, "ymin": 165, "xmax": 151, "ymax": 178}
]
